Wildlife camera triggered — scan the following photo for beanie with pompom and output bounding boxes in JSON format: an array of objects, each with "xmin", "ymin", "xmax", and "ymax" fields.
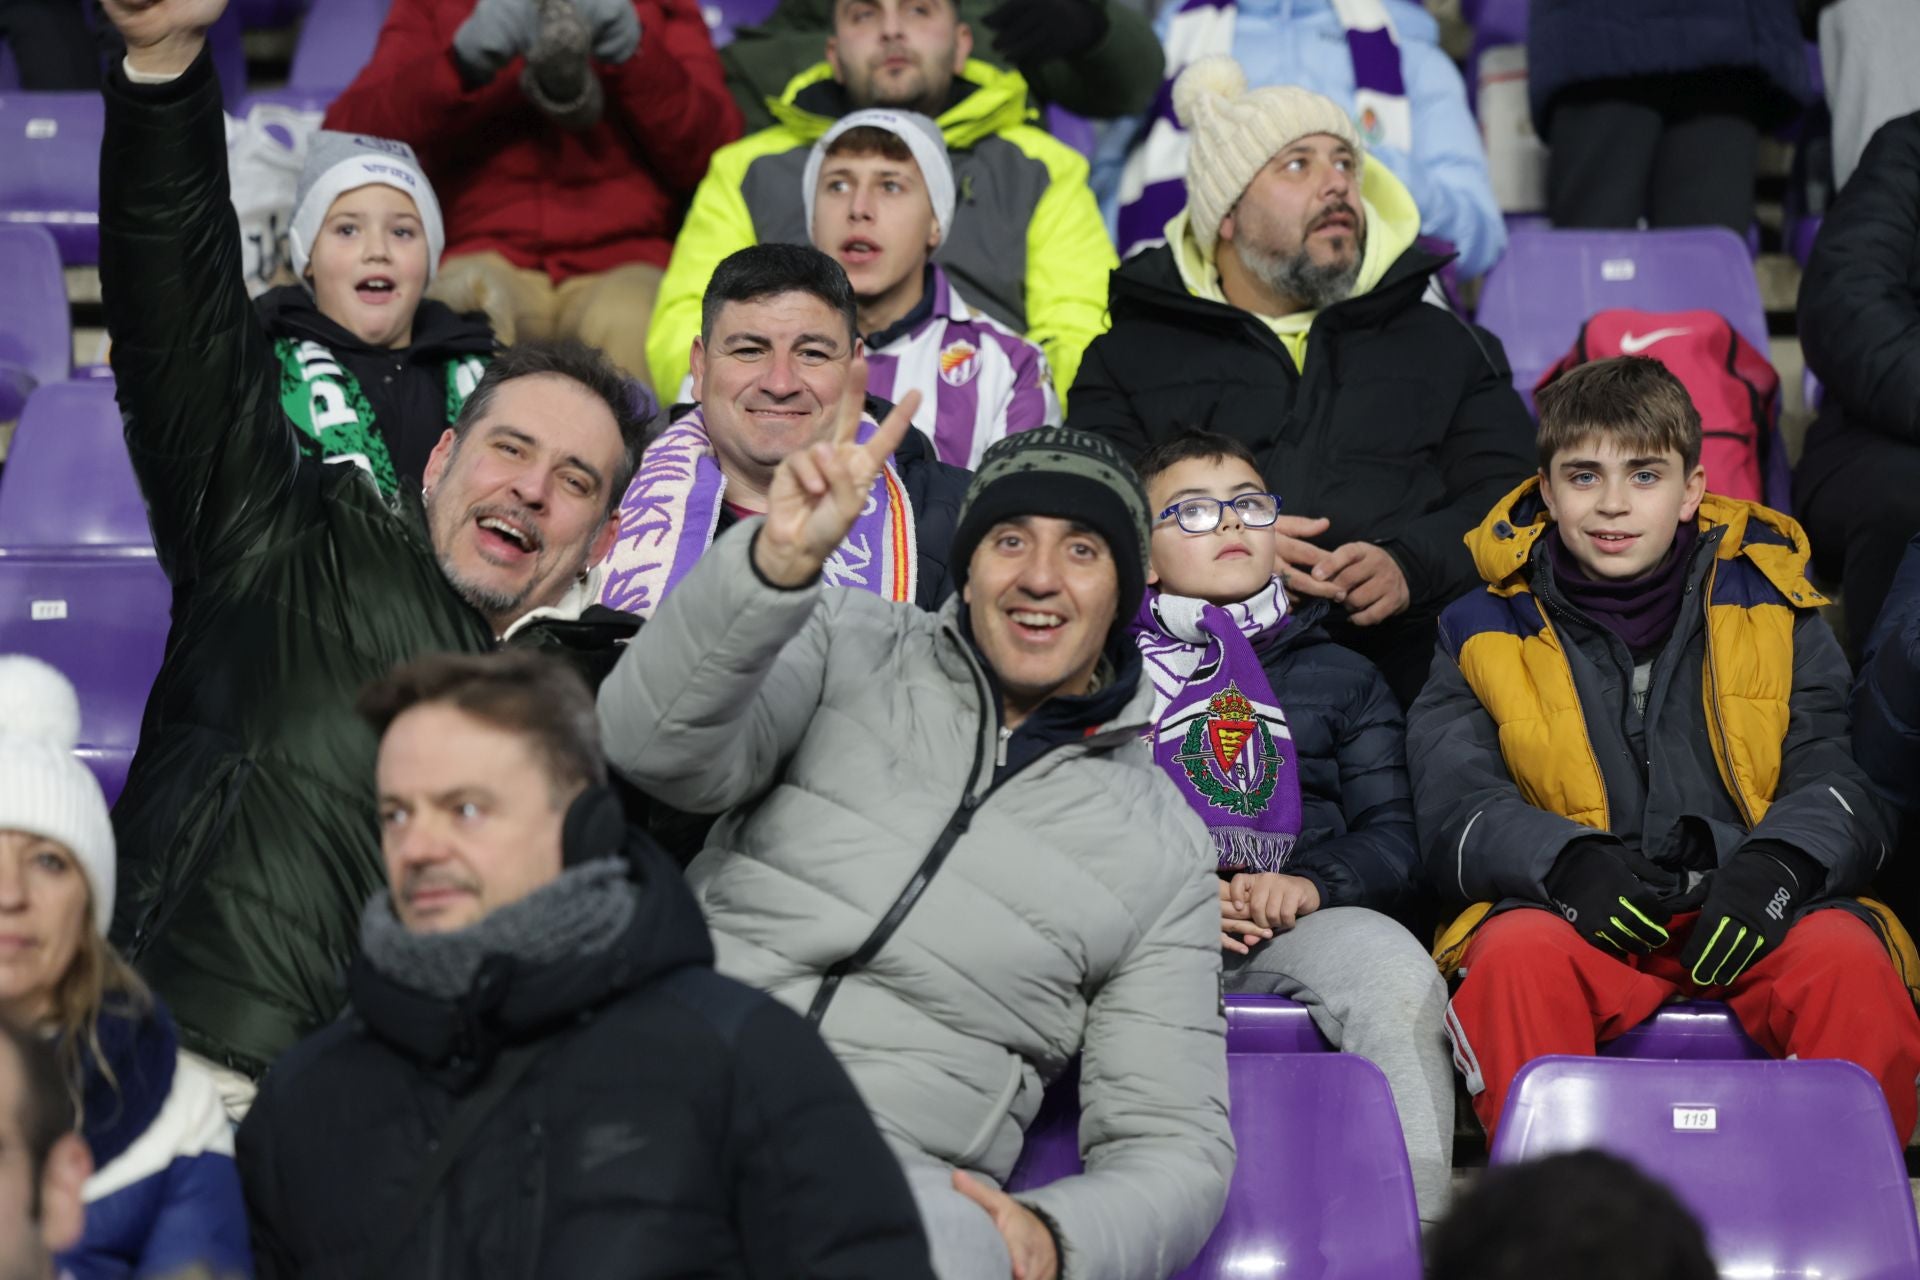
[
  {"xmin": 1172, "ymin": 56, "xmax": 1365, "ymax": 258},
  {"xmin": 0, "ymin": 656, "xmax": 115, "ymax": 933}
]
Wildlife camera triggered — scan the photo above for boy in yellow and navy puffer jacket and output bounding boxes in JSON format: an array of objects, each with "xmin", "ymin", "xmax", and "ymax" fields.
[{"xmin": 1408, "ymin": 355, "xmax": 1920, "ymax": 1141}]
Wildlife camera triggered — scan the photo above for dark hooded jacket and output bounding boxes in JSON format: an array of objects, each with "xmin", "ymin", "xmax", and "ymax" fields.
[
  {"xmin": 255, "ymin": 284, "xmax": 495, "ymax": 489},
  {"xmin": 1069, "ymin": 241, "xmax": 1535, "ymax": 703},
  {"xmin": 1254, "ymin": 600, "xmax": 1420, "ymax": 914},
  {"xmin": 237, "ymin": 843, "xmax": 933, "ymax": 1280},
  {"xmin": 100, "ymin": 50, "xmax": 638, "ymax": 1078}
]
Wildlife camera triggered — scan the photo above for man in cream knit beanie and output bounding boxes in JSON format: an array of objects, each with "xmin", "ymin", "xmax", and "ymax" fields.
[{"xmin": 1173, "ymin": 56, "xmax": 1369, "ymax": 314}]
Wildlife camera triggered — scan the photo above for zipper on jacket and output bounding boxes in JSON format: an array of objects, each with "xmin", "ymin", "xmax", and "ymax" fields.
[
  {"xmin": 996, "ymin": 725, "xmax": 1011, "ymax": 769},
  {"xmin": 1700, "ymin": 559, "xmax": 1759, "ymax": 829}
]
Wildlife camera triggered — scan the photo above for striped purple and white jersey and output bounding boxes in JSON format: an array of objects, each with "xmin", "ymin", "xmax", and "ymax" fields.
[{"xmin": 865, "ymin": 266, "xmax": 1061, "ymax": 470}]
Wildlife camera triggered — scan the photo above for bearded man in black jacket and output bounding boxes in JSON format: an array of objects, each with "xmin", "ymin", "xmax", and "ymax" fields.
[{"xmin": 1069, "ymin": 59, "xmax": 1534, "ymax": 705}]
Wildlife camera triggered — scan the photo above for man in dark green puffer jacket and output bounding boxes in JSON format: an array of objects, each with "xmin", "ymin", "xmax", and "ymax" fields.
[{"xmin": 97, "ymin": 0, "xmax": 648, "ymax": 1097}]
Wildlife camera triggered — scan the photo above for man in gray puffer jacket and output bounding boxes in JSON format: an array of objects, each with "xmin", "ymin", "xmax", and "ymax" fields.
[{"xmin": 599, "ymin": 381, "xmax": 1233, "ymax": 1280}]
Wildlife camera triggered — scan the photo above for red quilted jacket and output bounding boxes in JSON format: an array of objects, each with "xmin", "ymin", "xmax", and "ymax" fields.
[{"xmin": 325, "ymin": 0, "xmax": 742, "ymax": 280}]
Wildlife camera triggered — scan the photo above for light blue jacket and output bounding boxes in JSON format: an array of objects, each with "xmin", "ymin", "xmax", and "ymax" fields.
[{"xmin": 1092, "ymin": 0, "xmax": 1506, "ymax": 277}]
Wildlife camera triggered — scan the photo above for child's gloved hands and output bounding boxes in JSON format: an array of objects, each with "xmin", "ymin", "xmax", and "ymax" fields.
[
  {"xmin": 1679, "ymin": 844, "xmax": 1824, "ymax": 987},
  {"xmin": 1544, "ymin": 839, "xmax": 1673, "ymax": 958},
  {"xmin": 454, "ymin": 0, "xmax": 538, "ymax": 81}
]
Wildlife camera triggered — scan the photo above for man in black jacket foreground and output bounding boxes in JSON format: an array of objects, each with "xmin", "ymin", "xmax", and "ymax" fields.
[
  {"xmin": 238, "ymin": 650, "xmax": 934, "ymax": 1279},
  {"xmin": 98, "ymin": 0, "xmax": 647, "ymax": 1100},
  {"xmin": 1069, "ymin": 59, "xmax": 1534, "ymax": 705}
]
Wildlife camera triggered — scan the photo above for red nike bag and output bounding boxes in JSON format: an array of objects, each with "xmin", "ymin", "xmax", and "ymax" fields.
[{"xmin": 1536, "ymin": 309, "xmax": 1778, "ymax": 505}]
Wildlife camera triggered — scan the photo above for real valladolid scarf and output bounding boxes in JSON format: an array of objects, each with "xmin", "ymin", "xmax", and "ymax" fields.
[
  {"xmin": 597, "ymin": 404, "xmax": 918, "ymax": 618},
  {"xmin": 1133, "ymin": 576, "xmax": 1303, "ymax": 872}
]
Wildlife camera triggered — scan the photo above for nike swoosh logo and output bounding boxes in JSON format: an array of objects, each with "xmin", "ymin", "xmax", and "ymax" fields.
[{"xmin": 1619, "ymin": 327, "xmax": 1691, "ymax": 354}]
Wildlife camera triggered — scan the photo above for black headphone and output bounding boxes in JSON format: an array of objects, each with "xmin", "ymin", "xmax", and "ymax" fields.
[{"xmin": 561, "ymin": 784, "xmax": 627, "ymax": 868}]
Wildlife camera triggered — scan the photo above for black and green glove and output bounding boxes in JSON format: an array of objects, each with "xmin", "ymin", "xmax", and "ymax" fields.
[
  {"xmin": 1544, "ymin": 840, "xmax": 1673, "ymax": 958},
  {"xmin": 1679, "ymin": 844, "xmax": 1825, "ymax": 987},
  {"xmin": 982, "ymin": 0, "xmax": 1110, "ymax": 64}
]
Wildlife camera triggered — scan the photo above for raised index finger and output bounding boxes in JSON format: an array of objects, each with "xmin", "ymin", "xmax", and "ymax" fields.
[
  {"xmin": 833, "ymin": 354, "xmax": 872, "ymax": 447},
  {"xmin": 859, "ymin": 388, "xmax": 922, "ymax": 468}
]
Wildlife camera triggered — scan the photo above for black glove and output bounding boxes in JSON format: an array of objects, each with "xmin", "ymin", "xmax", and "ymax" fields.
[
  {"xmin": 981, "ymin": 0, "xmax": 1109, "ymax": 65},
  {"xmin": 1679, "ymin": 843, "xmax": 1825, "ymax": 988},
  {"xmin": 1544, "ymin": 840, "xmax": 1673, "ymax": 958}
]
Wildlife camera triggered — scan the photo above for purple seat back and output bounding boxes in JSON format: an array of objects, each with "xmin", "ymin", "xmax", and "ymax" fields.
[
  {"xmin": 0, "ymin": 225, "xmax": 70, "ymax": 393},
  {"xmin": 1479, "ymin": 226, "xmax": 1769, "ymax": 395},
  {"xmin": 1225, "ymin": 994, "xmax": 1333, "ymax": 1054},
  {"xmin": 209, "ymin": 5, "xmax": 248, "ymax": 107},
  {"xmin": 289, "ymin": 0, "xmax": 393, "ymax": 92},
  {"xmin": 0, "ymin": 92, "xmax": 104, "ymax": 265},
  {"xmin": 1492, "ymin": 1056, "xmax": 1920, "ymax": 1279},
  {"xmin": 235, "ymin": 0, "xmax": 308, "ymax": 31},
  {"xmin": 1009, "ymin": 1055, "xmax": 1421, "ymax": 1280},
  {"xmin": 1043, "ymin": 105, "xmax": 1097, "ymax": 162},
  {"xmin": 0, "ymin": 380, "xmax": 168, "ymax": 805},
  {"xmin": 1476, "ymin": 225, "xmax": 1793, "ymax": 509},
  {"xmin": 0, "ymin": 43, "xmax": 16, "ymax": 91},
  {"xmin": 1601, "ymin": 1000, "xmax": 1767, "ymax": 1061}
]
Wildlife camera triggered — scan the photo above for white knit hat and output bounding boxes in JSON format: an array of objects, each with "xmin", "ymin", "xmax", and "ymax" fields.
[
  {"xmin": 1173, "ymin": 56, "xmax": 1365, "ymax": 257},
  {"xmin": 802, "ymin": 109, "xmax": 957, "ymax": 246},
  {"xmin": 0, "ymin": 657, "xmax": 114, "ymax": 934},
  {"xmin": 289, "ymin": 131, "xmax": 447, "ymax": 286}
]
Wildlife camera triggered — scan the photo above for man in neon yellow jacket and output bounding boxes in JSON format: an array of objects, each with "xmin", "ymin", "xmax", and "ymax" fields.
[{"xmin": 647, "ymin": 0, "xmax": 1115, "ymax": 401}]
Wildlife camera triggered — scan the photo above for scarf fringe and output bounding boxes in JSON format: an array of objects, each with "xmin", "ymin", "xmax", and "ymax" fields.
[{"xmin": 1213, "ymin": 828, "xmax": 1297, "ymax": 875}]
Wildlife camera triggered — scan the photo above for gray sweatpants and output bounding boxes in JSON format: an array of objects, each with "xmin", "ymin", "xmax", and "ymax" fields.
[
  {"xmin": 1223, "ymin": 905, "xmax": 1455, "ymax": 1223},
  {"xmin": 1821, "ymin": 0, "xmax": 1920, "ymax": 191},
  {"xmin": 900, "ymin": 1159, "xmax": 1014, "ymax": 1280}
]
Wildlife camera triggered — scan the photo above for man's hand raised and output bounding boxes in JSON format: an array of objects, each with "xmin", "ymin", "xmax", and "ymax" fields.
[
  {"xmin": 751, "ymin": 362, "xmax": 921, "ymax": 589},
  {"xmin": 101, "ymin": 0, "xmax": 229, "ymax": 78}
]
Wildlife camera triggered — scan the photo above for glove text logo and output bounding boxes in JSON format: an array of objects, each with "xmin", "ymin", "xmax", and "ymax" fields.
[{"xmin": 1766, "ymin": 887, "xmax": 1791, "ymax": 922}]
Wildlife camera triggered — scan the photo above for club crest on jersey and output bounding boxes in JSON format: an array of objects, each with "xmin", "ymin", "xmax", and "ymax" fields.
[
  {"xmin": 939, "ymin": 340, "xmax": 980, "ymax": 387},
  {"xmin": 1174, "ymin": 683, "xmax": 1281, "ymax": 816}
]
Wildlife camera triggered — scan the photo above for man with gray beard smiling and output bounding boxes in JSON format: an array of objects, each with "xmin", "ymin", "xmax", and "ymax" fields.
[{"xmin": 1070, "ymin": 57, "xmax": 1534, "ymax": 707}]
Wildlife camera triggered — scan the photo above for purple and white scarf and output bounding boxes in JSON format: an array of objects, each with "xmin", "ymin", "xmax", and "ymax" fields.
[
  {"xmin": 1116, "ymin": 0, "xmax": 1412, "ymax": 258},
  {"xmin": 596, "ymin": 405, "xmax": 918, "ymax": 618},
  {"xmin": 1133, "ymin": 577, "xmax": 1303, "ymax": 872}
]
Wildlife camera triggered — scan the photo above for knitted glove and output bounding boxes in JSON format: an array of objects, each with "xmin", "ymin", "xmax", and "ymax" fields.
[
  {"xmin": 522, "ymin": 0, "xmax": 604, "ymax": 130},
  {"xmin": 981, "ymin": 0, "xmax": 1109, "ymax": 64},
  {"xmin": 1544, "ymin": 840, "xmax": 1673, "ymax": 958},
  {"xmin": 1679, "ymin": 844, "xmax": 1825, "ymax": 987},
  {"xmin": 453, "ymin": 0, "xmax": 537, "ymax": 81},
  {"xmin": 573, "ymin": 0, "xmax": 641, "ymax": 62}
]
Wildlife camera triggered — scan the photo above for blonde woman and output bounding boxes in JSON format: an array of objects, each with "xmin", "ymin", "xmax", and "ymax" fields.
[{"xmin": 0, "ymin": 656, "xmax": 251, "ymax": 1279}]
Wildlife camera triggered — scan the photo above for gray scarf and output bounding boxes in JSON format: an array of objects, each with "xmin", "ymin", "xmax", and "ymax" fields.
[{"xmin": 359, "ymin": 860, "xmax": 636, "ymax": 1000}]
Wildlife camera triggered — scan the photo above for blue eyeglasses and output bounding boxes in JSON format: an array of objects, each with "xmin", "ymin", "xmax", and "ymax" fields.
[{"xmin": 1156, "ymin": 492, "xmax": 1283, "ymax": 534}]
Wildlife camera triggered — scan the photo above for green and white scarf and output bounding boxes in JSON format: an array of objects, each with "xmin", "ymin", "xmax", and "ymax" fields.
[{"xmin": 275, "ymin": 337, "xmax": 488, "ymax": 497}]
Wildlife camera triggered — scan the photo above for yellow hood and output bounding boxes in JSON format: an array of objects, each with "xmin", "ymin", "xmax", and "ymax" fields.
[
  {"xmin": 1465, "ymin": 477, "xmax": 1829, "ymax": 608},
  {"xmin": 1166, "ymin": 155, "xmax": 1422, "ymax": 366},
  {"xmin": 767, "ymin": 59, "xmax": 1034, "ymax": 148}
]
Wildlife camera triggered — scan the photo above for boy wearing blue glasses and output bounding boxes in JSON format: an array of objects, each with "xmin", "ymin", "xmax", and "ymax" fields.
[{"xmin": 1130, "ymin": 430, "xmax": 1453, "ymax": 1225}]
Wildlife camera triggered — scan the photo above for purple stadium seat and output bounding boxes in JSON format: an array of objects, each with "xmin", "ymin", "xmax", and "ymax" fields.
[
  {"xmin": 0, "ymin": 225, "xmax": 68, "ymax": 422},
  {"xmin": 1226, "ymin": 994, "xmax": 1333, "ymax": 1054},
  {"xmin": 0, "ymin": 380, "xmax": 168, "ymax": 805},
  {"xmin": 1601, "ymin": 1000, "xmax": 1767, "ymax": 1061},
  {"xmin": 288, "ymin": 0, "xmax": 393, "ymax": 93},
  {"xmin": 1460, "ymin": 0, "xmax": 1527, "ymax": 52},
  {"xmin": 209, "ymin": 5, "xmax": 248, "ymax": 107},
  {"xmin": 1475, "ymin": 225, "xmax": 1793, "ymax": 509},
  {"xmin": 1044, "ymin": 104, "xmax": 1096, "ymax": 162},
  {"xmin": 1009, "ymin": 1055, "xmax": 1421, "ymax": 1280},
  {"xmin": 0, "ymin": 92, "xmax": 103, "ymax": 266},
  {"xmin": 0, "ymin": 43, "xmax": 16, "ymax": 91},
  {"xmin": 1492, "ymin": 1056, "xmax": 1920, "ymax": 1280}
]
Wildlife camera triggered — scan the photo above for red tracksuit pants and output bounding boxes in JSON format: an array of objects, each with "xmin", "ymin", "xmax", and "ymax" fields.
[{"xmin": 1446, "ymin": 907, "xmax": 1920, "ymax": 1141}]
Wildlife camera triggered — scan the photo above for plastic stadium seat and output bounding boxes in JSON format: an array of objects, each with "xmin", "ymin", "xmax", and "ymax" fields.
[
  {"xmin": 0, "ymin": 380, "xmax": 169, "ymax": 805},
  {"xmin": 1492, "ymin": 1056, "xmax": 1920, "ymax": 1280},
  {"xmin": 1460, "ymin": 0, "xmax": 1527, "ymax": 52},
  {"xmin": 0, "ymin": 91, "xmax": 104, "ymax": 265},
  {"xmin": 208, "ymin": 5, "xmax": 248, "ymax": 108},
  {"xmin": 1226, "ymin": 994, "xmax": 1333, "ymax": 1054},
  {"xmin": 288, "ymin": 0, "xmax": 393, "ymax": 93},
  {"xmin": 1008, "ymin": 1055, "xmax": 1422, "ymax": 1280},
  {"xmin": 1475, "ymin": 225, "xmax": 1792, "ymax": 508},
  {"xmin": 0, "ymin": 225, "xmax": 68, "ymax": 423},
  {"xmin": 1478, "ymin": 226, "xmax": 1769, "ymax": 396},
  {"xmin": 235, "ymin": 0, "xmax": 308, "ymax": 30},
  {"xmin": 1044, "ymin": 104, "xmax": 1097, "ymax": 162},
  {"xmin": 1600, "ymin": 1000, "xmax": 1767, "ymax": 1061}
]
